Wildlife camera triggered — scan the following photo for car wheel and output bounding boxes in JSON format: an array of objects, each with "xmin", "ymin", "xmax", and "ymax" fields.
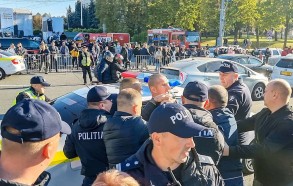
[
  {"xmin": 252, "ymin": 83, "xmax": 265, "ymax": 101},
  {"xmin": 0, "ymin": 68, "xmax": 6, "ymax": 80}
]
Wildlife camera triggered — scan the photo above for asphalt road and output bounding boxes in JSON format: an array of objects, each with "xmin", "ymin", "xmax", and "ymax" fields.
[{"xmin": 1, "ymin": 71, "xmax": 293, "ymax": 185}]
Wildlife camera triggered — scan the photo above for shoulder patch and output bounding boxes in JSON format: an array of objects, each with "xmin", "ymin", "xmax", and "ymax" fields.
[
  {"xmin": 198, "ymin": 154, "xmax": 215, "ymax": 165},
  {"xmin": 115, "ymin": 157, "xmax": 141, "ymax": 171},
  {"xmin": 195, "ymin": 128, "xmax": 216, "ymax": 138}
]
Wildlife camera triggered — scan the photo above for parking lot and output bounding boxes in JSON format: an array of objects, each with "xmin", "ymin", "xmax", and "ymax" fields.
[{"xmin": 2, "ymin": 72, "xmax": 293, "ymax": 185}]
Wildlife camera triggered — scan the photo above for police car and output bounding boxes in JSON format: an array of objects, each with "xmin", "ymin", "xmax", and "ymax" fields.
[
  {"xmin": 0, "ymin": 50, "xmax": 26, "ymax": 80},
  {"xmin": 0, "ymin": 83, "xmax": 183, "ymax": 186}
]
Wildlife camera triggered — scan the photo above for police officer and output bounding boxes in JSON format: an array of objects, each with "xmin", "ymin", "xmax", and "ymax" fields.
[
  {"xmin": 103, "ymin": 88, "xmax": 149, "ymax": 166},
  {"xmin": 13, "ymin": 76, "xmax": 51, "ymax": 105},
  {"xmin": 218, "ymin": 61, "xmax": 252, "ymax": 145},
  {"xmin": 117, "ymin": 103, "xmax": 224, "ymax": 186},
  {"xmin": 63, "ymin": 86, "xmax": 114, "ymax": 186},
  {"xmin": 181, "ymin": 81, "xmax": 225, "ymax": 164},
  {"xmin": 205, "ymin": 85, "xmax": 243, "ymax": 186},
  {"xmin": 79, "ymin": 45, "xmax": 93, "ymax": 85}
]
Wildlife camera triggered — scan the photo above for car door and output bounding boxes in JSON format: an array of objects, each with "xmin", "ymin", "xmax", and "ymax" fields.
[
  {"xmin": 197, "ymin": 61, "xmax": 222, "ymax": 86},
  {"xmin": 234, "ymin": 63, "xmax": 255, "ymax": 91},
  {"xmin": 247, "ymin": 57, "xmax": 265, "ymax": 74}
]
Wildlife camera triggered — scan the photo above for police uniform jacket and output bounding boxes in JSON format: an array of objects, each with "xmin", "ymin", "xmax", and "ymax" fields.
[
  {"xmin": 97, "ymin": 58, "xmax": 112, "ymax": 83},
  {"xmin": 141, "ymin": 98, "xmax": 159, "ymax": 121},
  {"xmin": 226, "ymin": 79, "xmax": 252, "ymax": 145},
  {"xmin": 117, "ymin": 139, "xmax": 224, "ymax": 186},
  {"xmin": 184, "ymin": 104, "xmax": 225, "ymax": 165},
  {"xmin": 103, "ymin": 111, "xmax": 149, "ymax": 166},
  {"xmin": 231, "ymin": 105, "xmax": 293, "ymax": 186},
  {"xmin": 0, "ymin": 171, "xmax": 50, "ymax": 186},
  {"xmin": 63, "ymin": 108, "xmax": 111, "ymax": 177},
  {"xmin": 210, "ymin": 107, "xmax": 242, "ymax": 180},
  {"xmin": 15, "ymin": 87, "xmax": 50, "ymax": 104}
]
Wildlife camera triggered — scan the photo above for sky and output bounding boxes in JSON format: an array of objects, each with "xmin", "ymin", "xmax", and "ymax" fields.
[{"xmin": 0, "ymin": 0, "xmax": 78, "ymax": 17}]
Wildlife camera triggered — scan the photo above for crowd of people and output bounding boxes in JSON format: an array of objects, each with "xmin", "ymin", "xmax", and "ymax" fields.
[{"xmin": 3, "ymin": 59, "xmax": 293, "ymax": 186}]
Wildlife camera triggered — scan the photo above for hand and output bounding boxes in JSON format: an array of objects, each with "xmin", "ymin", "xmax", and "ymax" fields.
[
  {"xmin": 153, "ymin": 93, "xmax": 175, "ymax": 104},
  {"xmin": 222, "ymin": 142, "xmax": 230, "ymax": 156}
]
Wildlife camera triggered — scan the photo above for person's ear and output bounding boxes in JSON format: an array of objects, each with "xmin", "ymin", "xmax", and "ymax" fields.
[
  {"xmin": 42, "ymin": 143, "xmax": 53, "ymax": 159},
  {"xmin": 132, "ymin": 104, "xmax": 139, "ymax": 116},
  {"xmin": 204, "ymin": 99, "xmax": 210, "ymax": 109},
  {"xmin": 150, "ymin": 86, "xmax": 157, "ymax": 94},
  {"xmin": 181, "ymin": 95, "xmax": 185, "ymax": 104},
  {"xmin": 151, "ymin": 133, "xmax": 162, "ymax": 146}
]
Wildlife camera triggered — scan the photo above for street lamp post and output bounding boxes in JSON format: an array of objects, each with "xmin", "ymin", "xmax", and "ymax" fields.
[
  {"xmin": 81, "ymin": 0, "xmax": 83, "ymax": 27},
  {"xmin": 218, "ymin": 0, "xmax": 227, "ymax": 46}
]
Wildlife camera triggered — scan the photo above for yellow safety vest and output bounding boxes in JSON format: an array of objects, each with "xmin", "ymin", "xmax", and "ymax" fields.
[
  {"xmin": 12, "ymin": 88, "xmax": 46, "ymax": 105},
  {"xmin": 81, "ymin": 52, "xmax": 91, "ymax": 67}
]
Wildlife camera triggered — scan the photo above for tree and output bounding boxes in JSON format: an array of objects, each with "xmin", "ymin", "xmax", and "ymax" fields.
[
  {"xmin": 33, "ymin": 13, "xmax": 42, "ymax": 30},
  {"xmin": 88, "ymin": 0, "xmax": 99, "ymax": 28}
]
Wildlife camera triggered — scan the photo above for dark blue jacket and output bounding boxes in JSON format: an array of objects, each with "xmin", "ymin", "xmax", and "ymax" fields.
[
  {"xmin": 97, "ymin": 58, "xmax": 112, "ymax": 83},
  {"xmin": 63, "ymin": 108, "xmax": 111, "ymax": 177},
  {"xmin": 117, "ymin": 139, "xmax": 224, "ymax": 186},
  {"xmin": 139, "ymin": 47, "xmax": 150, "ymax": 56},
  {"xmin": 210, "ymin": 107, "xmax": 242, "ymax": 179},
  {"xmin": 226, "ymin": 79, "xmax": 252, "ymax": 145},
  {"xmin": 103, "ymin": 111, "xmax": 149, "ymax": 165}
]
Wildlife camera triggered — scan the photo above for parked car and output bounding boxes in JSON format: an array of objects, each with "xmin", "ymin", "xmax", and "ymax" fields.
[
  {"xmin": 0, "ymin": 38, "xmax": 40, "ymax": 54},
  {"xmin": 217, "ymin": 54, "xmax": 273, "ymax": 78},
  {"xmin": 160, "ymin": 57, "xmax": 268, "ymax": 101},
  {"xmin": 0, "ymin": 50, "xmax": 26, "ymax": 80},
  {"xmin": 271, "ymin": 56, "xmax": 293, "ymax": 87},
  {"xmin": 260, "ymin": 48, "xmax": 283, "ymax": 66}
]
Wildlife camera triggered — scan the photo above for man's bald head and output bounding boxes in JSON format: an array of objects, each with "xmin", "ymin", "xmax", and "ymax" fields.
[
  {"xmin": 270, "ymin": 79, "xmax": 292, "ymax": 103},
  {"xmin": 148, "ymin": 74, "xmax": 167, "ymax": 87},
  {"xmin": 120, "ymin": 78, "xmax": 141, "ymax": 92}
]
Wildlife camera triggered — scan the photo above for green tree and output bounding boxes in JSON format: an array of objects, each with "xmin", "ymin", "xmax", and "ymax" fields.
[{"xmin": 88, "ymin": 0, "xmax": 99, "ymax": 28}]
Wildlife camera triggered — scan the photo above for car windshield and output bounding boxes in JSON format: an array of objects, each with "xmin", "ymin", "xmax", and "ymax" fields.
[
  {"xmin": 276, "ymin": 59, "xmax": 293, "ymax": 69},
  {"xmin": 0, "ymin": 50, "xmax": 14, "ymax": 56},
  {"xmin": 186, "ymin": 35, "xmax": 200, "ymax": 42},
  {"xmin": 217, "ymin": 55, "xmax": 233, "ymax": 60}
]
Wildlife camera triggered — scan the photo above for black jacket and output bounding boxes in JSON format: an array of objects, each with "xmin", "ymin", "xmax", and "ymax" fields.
[
  {"xmin": 210, "ymin": 107, "xmax": 242, "ymax": 179},
  {"xmin": 103, "ymin": 111, "xmax": 149, "ymax": 165},
  {"xmin": 230, "ymin": 105, "xmax": 293, "ymax": 186},
  {"xmin": 63, "ymin": 109, "xmax": 111, "ymax": 177},
  {"xmin": 0, "ymin": 171, "xmax": 50, "ymax": 186},
  {"xmin": 184, "ymin": 104, "xmax": 225, "ymax": 165},
  {"xmin": 226, "ymin": 80, "xmax": 252, "ymax": 145},
  {"xmin": 141, "ymin": 99, "xmax": 159, "ymax": 121},
  {"xmin": 110, "ymin": 61, "xmax": 127, "ymax": 83},
  {"xmin": 117, "ymin": 139, "xmax": 224, "ymax": 186}
]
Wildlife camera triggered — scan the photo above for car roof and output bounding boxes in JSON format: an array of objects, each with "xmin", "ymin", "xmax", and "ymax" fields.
[
  {"xmin": 168, "ymin": 57, "xmax": 222, "ymax": 68},
  {"xmin": 72, "ymin": 84, "xmax": 152, "ymax": 102},
  {"xmin": 279, "ymin": 56, "xmax": 293, "ymax": 60},
  {"xmin": 218, "ymin": 54, "xmax": 249, "ymax": 58}
]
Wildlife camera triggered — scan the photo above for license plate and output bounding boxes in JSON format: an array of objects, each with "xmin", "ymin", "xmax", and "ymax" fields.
[{"xmin": 280, "ymin": 71, "xmax": 292, "ymax": 76}]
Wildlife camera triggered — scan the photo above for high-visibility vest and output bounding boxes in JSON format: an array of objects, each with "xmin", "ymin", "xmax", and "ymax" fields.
[
  {"xmin": 12, "ymin": 88, "xmax": 46, "ymax": 105},
  {"xmin": 81, "ymin": 52, "xmax": 91, "ymax": 67}
]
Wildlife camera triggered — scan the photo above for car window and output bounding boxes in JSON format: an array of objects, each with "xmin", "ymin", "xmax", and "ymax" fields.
[
  {"xmin": 249, "ymin": 57, "xmax": 262, "ymax": 65},
  {"xmin": 28, "ymin": 40, "xmax": 40, "ymax": 48},
  {"xmin": 205, "ymin": 61, "xmax": 222, "ymax": 72},
  {"xmin": 237, "ymin": 57, "xmax": 248, "ymax": 64},
  {"xmin": 276, "ymin": 59, "xmax": 293, "ymax": 69},
  {"xmin": 273, "ymin": 50, "xmax": 279, "ymax": 55},
  {"xmin": 0, "ymin": 50, "xmax": 14, "ymax": 56},
  {"xmin": 234, "ymin": 64, "xmax": 247, "ymax": 74}
]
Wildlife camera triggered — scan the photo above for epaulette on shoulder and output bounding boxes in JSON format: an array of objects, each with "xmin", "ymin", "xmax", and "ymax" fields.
[
  {"xmin": 198, "ymin": 154, "xmax": 215, "ymax": 165},
  {"xmin": 115, "ymin": 156, "xmax": 141, "ymax": 171}
]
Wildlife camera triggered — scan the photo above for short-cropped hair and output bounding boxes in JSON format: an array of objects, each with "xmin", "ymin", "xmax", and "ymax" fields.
[
  {"xmin": 117, "ymin": 88, "xmax": 141, "ymax": 109},
  {"xmin": 208, "ymin": 85, "xmax": 228, "ymax": 107},
  {"xmin": 93, "ymin": 169, "xmax": 139, "ymax": 186}
]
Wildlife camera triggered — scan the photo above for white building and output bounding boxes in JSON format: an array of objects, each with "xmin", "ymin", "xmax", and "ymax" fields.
[{"xmin": 13, "ymin": 8, "xmax": 33, "ymax": 36}]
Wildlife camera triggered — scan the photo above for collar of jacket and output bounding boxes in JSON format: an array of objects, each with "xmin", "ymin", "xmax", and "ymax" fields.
[
  {"xmin": 269, "ymin": 104, "xmax": 291, "ymax": 116},
  {"xmin": 29, "ymin": 86, "xmax": 43, "ymax": 97},
  {"xmin": 227, "ymin": 79, "xmax": 243, "ymax": 90},
  {"xmin": 113, "ymin": 111, "xmax": 133, "ymax": 117},
  {"xmin": 183, "ymin": 104, "xmax": 206, "ymax": 111}
]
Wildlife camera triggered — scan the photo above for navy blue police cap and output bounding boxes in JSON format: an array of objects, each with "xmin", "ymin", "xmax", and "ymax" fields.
[
  {"xmin": 30, "ymin": 76, "xmax": 51, "ymax": 86},
  {"xmin": 183, "ymin": 81, "xmax": 208, "ymax": 102},
  {"xmin": 1, "ymin": 99, "xmax": 71, "ymax": 143},
  {"xmin": 218, "ymin": 61, "xmax": 238, "ymax": 73},
  {"xmin": 87, "ymin": 86, "xmax": 114, "ymax": 103},
  {"xmin": 148, "ymin": 103, "xmax": 207, "ymax": 138}
]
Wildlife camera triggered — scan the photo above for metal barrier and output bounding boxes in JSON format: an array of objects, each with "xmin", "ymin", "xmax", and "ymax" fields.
[{"xmin": 25, "ymin": 54, "xmax": 76, "ymax": 73}]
